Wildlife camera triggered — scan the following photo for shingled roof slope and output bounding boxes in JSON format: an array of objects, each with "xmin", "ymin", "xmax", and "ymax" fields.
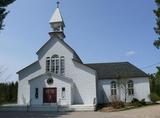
[{"xmin": 85, "ymin": 62, "xmax": 148, "ymax": 79}]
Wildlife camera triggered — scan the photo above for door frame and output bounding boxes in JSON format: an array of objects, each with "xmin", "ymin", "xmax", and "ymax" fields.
[{"xmin": 43, "ymin": 87, "xmax": 57, "ymax": 103}]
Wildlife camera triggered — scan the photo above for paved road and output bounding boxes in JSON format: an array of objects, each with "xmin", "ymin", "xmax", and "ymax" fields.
[{"xmin": 0, "ymin": 105, "xmax": 160, "ymax": 118}]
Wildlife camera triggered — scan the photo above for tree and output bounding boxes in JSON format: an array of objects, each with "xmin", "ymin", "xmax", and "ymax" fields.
[
  {"xmin": 0, "ymin": 65, "xmax": 11, "ymax": 82},
  {"xmin": 117, "ymin": 75, "xmax": 128, "ymax": 103},
  {"xmin": 0, "ymin": 0, "xmax": 15, "ymax": 30},
  {"xmin": 149, "ymin": 74, "xmax": 156, "ymax": 93},
  {"xmin": 149, "ymin": 67, "xmax": 160, "ymax": 96},
  {"xmin": 155, "ymin": 67, "xmax": 160, "ymax": 79},
  {"xmin": 0, "ymin": 82, "xmax": 18, "ymax": 105},
  {"xmin": 154, "ymin": 0, "xmax": 160, "ymax": 49}
]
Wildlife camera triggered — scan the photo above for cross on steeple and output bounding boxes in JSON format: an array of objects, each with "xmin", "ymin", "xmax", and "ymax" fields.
[{"xmin": 56, "ymin": 1, "xmax": 60, "ymax": 8}]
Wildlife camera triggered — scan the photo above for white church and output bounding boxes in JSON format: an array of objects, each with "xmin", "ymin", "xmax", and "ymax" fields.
[{"xmin": 17, "ymin": 3, "xmax": 150, "ymax": 111}]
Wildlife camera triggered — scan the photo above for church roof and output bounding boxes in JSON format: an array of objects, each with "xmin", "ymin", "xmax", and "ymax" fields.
[
  {"xmin": 36, "ymin": 37, "xmax": 83, "ymax": 64},
  {"xmin": 86, "ymin": 62, "xmax": 148, "ymax": 79}
]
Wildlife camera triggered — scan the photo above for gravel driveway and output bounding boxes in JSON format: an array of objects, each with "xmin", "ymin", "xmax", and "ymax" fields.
[{"xmin": 0, "ymin": 105, "xmax": 160, "ymax": 118}]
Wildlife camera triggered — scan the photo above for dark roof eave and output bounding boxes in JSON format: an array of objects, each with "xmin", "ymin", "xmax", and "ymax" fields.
[
  {"xmin": 17, "ymin": 61, "xmax": 38, "ymax": 74},
  {"xmin": 99, "ymin": 75, "xmax": 149, "ymax": 80}
]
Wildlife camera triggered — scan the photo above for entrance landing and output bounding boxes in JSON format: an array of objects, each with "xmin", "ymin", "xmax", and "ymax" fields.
[{"xmin": 0, "ymin": 104, "xmax": 96, "ymax": 112}]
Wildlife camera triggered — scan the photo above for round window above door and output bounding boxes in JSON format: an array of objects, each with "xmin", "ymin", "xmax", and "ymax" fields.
[{"xmin": 47, "ymin": 78, "xmax": 54, "ymax": 85}]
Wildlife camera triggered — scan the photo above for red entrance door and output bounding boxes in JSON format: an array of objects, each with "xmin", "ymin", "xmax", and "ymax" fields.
[{"xmin": 43, "ymin": 88, "xmax": 57, "ymax": 103}]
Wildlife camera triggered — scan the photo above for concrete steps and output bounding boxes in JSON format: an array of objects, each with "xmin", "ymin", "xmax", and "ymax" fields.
[
  {"xmin": 29, "ymin": 106, "xmax": 57, "ymax": 111},
  {"xmin": 70, "ymin": 105, "xmax": 95, "ymax": 111},
  {"xmin": 0, "ymin": 104, "xmax": 96, "ymax": 112}
]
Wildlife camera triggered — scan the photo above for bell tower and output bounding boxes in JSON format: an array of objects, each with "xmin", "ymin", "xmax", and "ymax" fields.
[{"xmin": 49, "ymin": 1, "xmax": 65, "ymax": 40}]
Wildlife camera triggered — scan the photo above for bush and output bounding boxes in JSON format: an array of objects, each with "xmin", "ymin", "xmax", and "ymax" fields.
[
  {"xmin": 111, "ymin": 101, "xmax": 125, "ymax": 109},
  {"xmin": 140, "ymin": 99, "xmax": 146, "ymax": 105},
  {"xmin": 131, "ymin": 98, "xmax": 139, "ymax": 103},
  {"xmin": 110, "ymin": 95, "xmax": 125, "ymax": 109},
  {"xmin": 96, "ymin": 104, "xmax": 107, "ymax": 111},
  {"xmin": 131, "ymin": 98, "xmax": 146, "ymax": 107},
  {"xmin": 149, "ymin": 93, "xmax": 160, "ymax": 103}
]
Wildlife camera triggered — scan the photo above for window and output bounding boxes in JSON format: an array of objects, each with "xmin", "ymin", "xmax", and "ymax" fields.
[
  {"xmin": 35, "ymin": 88, "xmax": 38, "ymax": 99},
  {"xmin": 128, "ymin": 80, "xmax": 134, "ymax": 95},
  {"xmin": 47, "ymin": 78, "xmax": 54, "ymax": 85},
  {"xmin": 46, "ymin": 55, "xmax": 65, "ymax": 75},
  {"xmin": 46, "ymin": 57, "xmax": 50, "ymax": 72},
  {"xmin": 60, "ymin": 56, "xmax": 65, "ymax": 75},
  {"xmin": 54, "ymin": 25, "xmax": 64, "ymax": 32},
  {"xmin": 51, "ymin": 57, "xmax": 56, "ymax": 73},
  {"xmin": 55, "ymin": 59, "xmax": 59, "ymax": 74},
  {"xmin": 61, "ymin": 87, "xmax": 66, "ymax": 99},
  {"xmin": 111, "ymin": 81, "xmax": 117, "ymax": 95},
  {"xmin": 51, "ymin": 55, "xmax": 59, "ymax": 74}
]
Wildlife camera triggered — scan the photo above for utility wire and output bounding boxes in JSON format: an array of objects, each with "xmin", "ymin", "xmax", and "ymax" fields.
[{"xmin": 141, "ymin": 62, "xmax": 160, "ymax": 69}]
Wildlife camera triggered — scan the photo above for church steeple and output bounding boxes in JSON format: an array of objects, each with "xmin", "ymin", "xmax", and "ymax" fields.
[{"xmin": 49, "ymin": 2, "xmax": 65, "ymax": 39}]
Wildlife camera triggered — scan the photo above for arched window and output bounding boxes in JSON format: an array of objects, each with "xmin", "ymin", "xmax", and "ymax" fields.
[
  {"xmin": 111, "ymin": 81, "xmax": 117, "ymax": 95},
  {"xmin": 128, "ymin": 80, "xmax": 134, "ymax": 95},
  {"xmin": 51, "ymin": 55, "xmax": 59, "ymax": 74},
  {"xmin": 46, "ymin": 55, "xmax": 65, "ymax": 75},
  {"xmin": 60, "ymin": 56, "xmax": 65, "ymax": 75},
  {"xmin": 46, "ymin": 57, "xmax": 50, "ymax": 72}
]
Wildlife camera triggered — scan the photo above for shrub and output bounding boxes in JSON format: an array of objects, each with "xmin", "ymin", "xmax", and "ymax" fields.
[
  {"xmin": 140, "ymin": 99, "xmax": 146, "ymax": 105},
  {"xmin": 131, "ymin": 98, "xmax": 146, "ymax": 107},
  {"xmin": 110, "ymin": 96, "xmax": 124, "ymax": 109},
  {"xmin": 96, "ymin": 104, "xmax": 107, "ymax": 111},
  {"xmin": 131, "ymin": 98, "xmax": 139, "ymax": 103},
  {"xmin": 149, "ymin": 93, "xmax": 160, "ymax": 103},
  {"xmin": 111, "ymin": 101, "xmax": 124, "ymax": 109},
  {"xmin": 132, "ymin": 101, "xmax": 142, "ymax": 107}
]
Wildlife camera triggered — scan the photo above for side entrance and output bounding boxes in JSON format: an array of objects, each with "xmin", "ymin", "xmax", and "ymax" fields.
[{"xmin": 43, "ymin": 88, "xmax": 57, "ymax": 103}]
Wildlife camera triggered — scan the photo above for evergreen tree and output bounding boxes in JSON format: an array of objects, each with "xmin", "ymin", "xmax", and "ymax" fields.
[
  {"xmin": 154, "ymin": 0, "xmax": 160, "ymax": 49},
  {"xmin": 0, "ymin": 82, "xmax": 18, "ymax": 105},
  {"xmin": 149, "ymin": 67, "xmax": 160, "ymax": 96},
  {"xmin": 149, "ymin": 74, "xmax": 156, "ymax": 93},
  {"xmin": 0, "ymin": 0, "xmax": 15, "ymax": 30}
]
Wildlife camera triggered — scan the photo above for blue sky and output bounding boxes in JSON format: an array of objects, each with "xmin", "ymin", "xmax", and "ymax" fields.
[{"xmin": 0, "ymin": 0, "xmax": 160, "ymax": 82}]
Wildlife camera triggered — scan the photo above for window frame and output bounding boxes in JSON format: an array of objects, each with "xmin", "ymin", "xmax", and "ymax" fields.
[
  {"xmin": 111, "ymin": 81, "xmax": 117, "ymax": 96},
  {"xmin": 128, "ymin": 80, "xmax": 134, "ymax": 96},
  {"xmin": 60, "ymin": 56, "xmax": 65, "ymax": 75},
  {"xmin": 61, "ymin": 87, "xmax": 66, "ymax": 99},
  {"xmin": 46, "ymin": 55, "xmax": 65, "ymax": 75},
  {"xmin": 35, "ymin": 88, "xmax": 39, "ymax": 99},
  {"xmin": 46, "ymin": 57, "xmax": 50, "ymax": 72},
  {"xmin": 51, "ymin": 55, "xmax": 59, "ymax": 74}
]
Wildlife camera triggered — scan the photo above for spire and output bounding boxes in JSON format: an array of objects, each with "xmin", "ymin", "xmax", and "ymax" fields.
[
  {"xmin": 49, "ymin": 1, "xmax": 65, "ymax": 40},
  {"xmin": 49, "ymin": 1, "xmax": 65, "ymax": 32}
]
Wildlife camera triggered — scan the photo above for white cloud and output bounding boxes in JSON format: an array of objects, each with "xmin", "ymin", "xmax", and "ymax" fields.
[{"xmin": 126, "ymin": 51, "xmax": 136, "ymax": 56}]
